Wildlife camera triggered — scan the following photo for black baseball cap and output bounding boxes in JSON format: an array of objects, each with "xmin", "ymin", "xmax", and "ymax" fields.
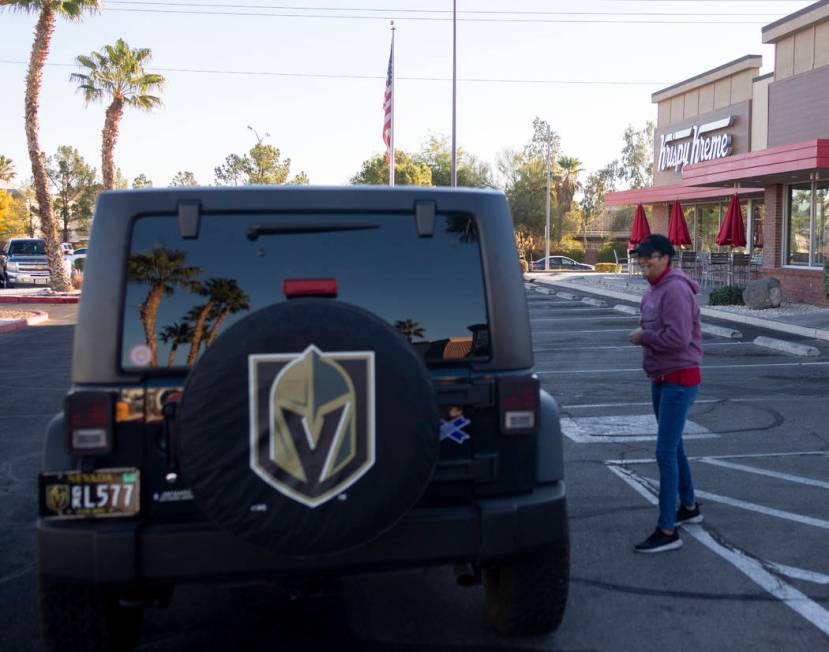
[{"xmin": 631, "ymin": 234, "xmax": 675, "ymax": 257}]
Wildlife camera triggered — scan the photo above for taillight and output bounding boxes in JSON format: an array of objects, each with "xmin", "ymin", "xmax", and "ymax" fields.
[
  {"xmin": 498, "ymin": 378, "xmax": 539, "ymax": 434},
  {"xmin": 283, "ymin": 278, "xmax": 338, "ymax": 298},
  {"xmin": 65, "ymin": 391, "xmax": 115, "ymax": 455}
]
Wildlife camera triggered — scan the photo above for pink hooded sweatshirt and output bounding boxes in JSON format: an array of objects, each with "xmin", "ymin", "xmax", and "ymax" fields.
[{"xmin": 639, "ymin": 267, "xmax": 702, "ymax": 379}]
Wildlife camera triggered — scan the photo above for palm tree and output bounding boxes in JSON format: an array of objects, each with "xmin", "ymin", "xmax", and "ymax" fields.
[
  {"xmin": 185, "ymin": 278, "xmax": 240, "ymax": 366},
  {"xmin": 159, "ymin": 321, "xmax": 194, "ymax": 367},
  {"xmin": 1, "ymin": 0, "xmax": 98, "ymax": 291},
  {"xmin": 128, "ymin": 248, "xmax": 201, "ymax": 367},
  {"xmin": 0, "ymin": 156, "xmax": 15, "ymax": 183},
  {"xmin": 394, "ymin": 319, "xmax": 425, "ymax": 343},
  {"xmin": 70, "ymin": 39, "xmax": 164, "ymax": 190},
  {"xmin": 553, "ymin": 156, "xmax": 584, "ymax": 244},
  {"xmin": 206, "ymin": 281, "xmax": 250, "ymax": 346}
]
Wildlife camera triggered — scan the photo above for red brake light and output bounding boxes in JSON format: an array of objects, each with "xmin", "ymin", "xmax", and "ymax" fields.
[
  {"xmin": 498, "ymin": 378, "xmax": 539, "ymax": 434},
  {"xmin": 65, "ymin": 391, "xmax": 115, "ymax": 455},
  {"xmin": 283, "ymin": 278, "xmax": 338, "ymax": 298}
]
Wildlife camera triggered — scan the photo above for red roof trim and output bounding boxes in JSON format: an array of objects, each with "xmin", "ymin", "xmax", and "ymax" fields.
[{"xmin": 605, "ymin": 184, "xmax": 759, "ymax": 207}]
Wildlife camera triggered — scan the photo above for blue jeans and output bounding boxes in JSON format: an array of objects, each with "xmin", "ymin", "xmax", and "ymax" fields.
[{"xmin": 651, "ymin": 382, "xmax": 699, "ymax": 531}]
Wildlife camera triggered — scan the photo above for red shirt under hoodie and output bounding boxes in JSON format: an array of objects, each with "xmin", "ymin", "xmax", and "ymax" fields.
[{"xmin": 640, "ymin": 266, "xmax": 702, "ymax": 386}]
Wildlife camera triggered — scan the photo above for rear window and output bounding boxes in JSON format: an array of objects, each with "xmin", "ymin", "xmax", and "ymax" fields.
[
  {"xmin": 121, "ymin": 212, "xmax": 490, "ymax": 370},
  {"xmin": 8, "ymin": 240, "xmax": 45, "ymax": 255}
]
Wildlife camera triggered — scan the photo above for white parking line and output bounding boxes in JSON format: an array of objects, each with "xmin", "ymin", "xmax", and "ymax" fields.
[
  {"xmin": 561, "ymin": 396, "xmax": 783, "ymax": 410},
  {"xmin": 698, "ymin": 458, "xmax": 829, "ymax": 490},
  {"xmin": 605, "ymin": 451, "xmax": 829, "ymax": 465},
  {"xmin": 531, "ymin": 316, "xmax": 639, "ymax": 322},
  {"xmin": 561, "ymin": 414, "xmax": 716, "ymax": 444},
  {"xmin": 766, "ymin": 562, "xmax": 829, "ymax": 586},
  {"xmin": 538, "ymin": 361, "xmax": 829, "ymax": 375},
  {"xmin": 607, "ymin": 464, "xmax": 829, "ymax": 637}
]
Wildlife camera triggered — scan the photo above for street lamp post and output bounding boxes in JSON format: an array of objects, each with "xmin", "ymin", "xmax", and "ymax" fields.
[
  {"xmin": 545, "ymin": 133, "xmax": 551, "ymax": 271},
  {"xmin": 451, "ymin": 0, "xmax": 457, "ymax": 187}
]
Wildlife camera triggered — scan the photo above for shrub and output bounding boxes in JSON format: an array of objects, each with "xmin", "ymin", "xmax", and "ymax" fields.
[
  {"xmin": 73, "ymin": 257, "xmax": 85, "ymax": 272},
  {"xmin": 596, "ymin": 240, "xmax": 629, "ymax": 264},
  {"xmin": 519, "ymin": 257, "xmax": 529, "ymax": 273},
  {"xmin": 70, "ymin": 269, "xmax": 83, "ymax": 290},
  {"xmin": 595, "ymin": 262, "xmax": 620, "ymax": 273},
  {"xmin": 557, "ymin": 237, "xmax": 585, "ymax": 262},
  {"xmin": 709, "ymin": 285, "xmax": 744, "ymax": 306}
]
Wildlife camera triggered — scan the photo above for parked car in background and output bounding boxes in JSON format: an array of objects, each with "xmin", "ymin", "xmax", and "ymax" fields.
[
  {"xmin": 61, "ymin": 243, "xmax": 74, "ymax": 255},
  {"xmin": 531, "ymin": 256, "xmax": 595, "ymax": 272},
  {"xmin": 0, "ymin": 238, "xmax": 51, "ymax": 288}
]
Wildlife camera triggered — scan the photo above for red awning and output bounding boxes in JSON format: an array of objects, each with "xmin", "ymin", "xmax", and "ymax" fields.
[
  {"xmin": 605, "ymin": 183, "xmax": 759, "ymax": 207},
  {"xmin": 667, "ymin": 199, "xmax": 692, "ymax": 247},
  {"xmin": 630, "ymin": 204, "xmax": 651, "ymax": 246},
  {"xmin": 716, "ymin": 195, "xmax": 747, "ymax": 247},
  {"xmin": 682, "ymin": 139, "xmax": 829, "ymax": 187}
]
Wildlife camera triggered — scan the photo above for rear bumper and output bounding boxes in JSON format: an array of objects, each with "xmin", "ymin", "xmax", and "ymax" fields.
[{"xmin": 38, "ymin": 482, "xmax": 567, "ymax": 584}]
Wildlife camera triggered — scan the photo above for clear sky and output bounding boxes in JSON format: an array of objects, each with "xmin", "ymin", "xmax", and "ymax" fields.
[{"xmin": 0, "ymin": 1, "xmax": 815, "ymax": 188}]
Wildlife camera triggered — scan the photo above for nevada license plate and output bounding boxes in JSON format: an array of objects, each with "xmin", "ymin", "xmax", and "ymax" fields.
[
  {"xmin": 40, "ymin": 468, "xmax": 140, "ymax": 519},
  {"xmin": 34, "ymin": 278, "xmax": 49, "ymax": 285}
]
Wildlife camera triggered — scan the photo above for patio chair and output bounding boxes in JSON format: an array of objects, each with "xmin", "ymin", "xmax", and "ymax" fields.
[
  {"xmin": 731, "ymin": 253, "xmax": 751, "ymax": 288},
  {"xmin": 701, "ymin": 252, "xmax": 731, "ymax": 288},
  {"xmin": 678, "ymin": 250, "xmax": 700, "ymax": 284}
]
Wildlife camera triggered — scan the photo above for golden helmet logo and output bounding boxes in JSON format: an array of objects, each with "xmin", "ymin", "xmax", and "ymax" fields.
[
  {"xmin": 45, "ymin": 483, "xmax": 70, "ymax": 514},
  {"xmin": 248, "ymin": 345, "xmax": 375, "ymax": 508}
]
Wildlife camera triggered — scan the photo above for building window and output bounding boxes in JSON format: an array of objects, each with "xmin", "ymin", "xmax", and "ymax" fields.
[
  {"xmin": 786, "ymin": 181, "xmax": 828, "ymax": 267},
  {"xmin": 698, "ymin": 204, "xmax": 721, "ymax": 252},
  {"xmin": 751, "ymin": 201, "xmax": 765, "ymax": 252}
]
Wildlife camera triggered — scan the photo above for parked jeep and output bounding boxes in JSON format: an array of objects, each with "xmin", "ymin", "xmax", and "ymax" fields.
[
  {"xmin": 0, "ymin": 237, "xmax": 50, "ymax": 288},
  {"xmin": 37, "ymin": 187, "xmax": 569, "ymax": 650}
]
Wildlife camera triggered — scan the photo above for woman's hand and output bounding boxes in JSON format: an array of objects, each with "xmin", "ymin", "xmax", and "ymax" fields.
[{"xmin": 629, "ymin": 328, "xmax": 644, "ymax": 345}]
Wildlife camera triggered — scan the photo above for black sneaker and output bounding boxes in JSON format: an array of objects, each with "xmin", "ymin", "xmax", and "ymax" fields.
[
  {"xmin": 676, "ymin": 502, "xmax": 703, "ymax": 525},
  {"xmin": 633, "ymin": 528, "xmax": 683, "ymax": 553}
]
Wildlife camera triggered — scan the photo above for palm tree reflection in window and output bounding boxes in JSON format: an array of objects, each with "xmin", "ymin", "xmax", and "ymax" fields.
[
  {"xmin": 394, "ymin": 319, "xmax": 425, "ymax": 343},
  {"xmin": 446, "ymin": 216, "xmax": 478, "ymax": 243},
  {"xmin": 159, "ymin": 322, "xmax": 194, "ymax": 367},
  {"xmin": 185, "ymin": 278, "xmax": 250, "ymax": 366},
  {"xmin": 128, "ymin": 248, "xmax": 201, "ymax": 367}
]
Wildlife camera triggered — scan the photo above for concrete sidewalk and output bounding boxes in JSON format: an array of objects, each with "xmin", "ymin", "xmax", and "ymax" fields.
[{"xmin": 526, "ymin": 272, "xmax": 829, "ymax": 342}]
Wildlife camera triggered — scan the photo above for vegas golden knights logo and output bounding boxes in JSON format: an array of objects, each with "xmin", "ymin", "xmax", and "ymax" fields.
[
  {"xmin": 248, "ymin": 345, "xmax": 375, "ymax": 508},
  {"xmin": 46, "ymin": 484, "xmax": 70, "ymax": 514}
]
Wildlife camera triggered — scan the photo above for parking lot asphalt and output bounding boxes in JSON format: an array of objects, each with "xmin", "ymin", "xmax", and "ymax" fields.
[{"xmin": 1, "ymin": 298, "xmax": 828, "ymax": 651}]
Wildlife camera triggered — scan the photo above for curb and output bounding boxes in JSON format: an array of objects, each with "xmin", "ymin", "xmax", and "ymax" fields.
[
  {"xmin": 614, "ymin": 304, "xmax": 640, "ymax": 316},
  {"xmin": 0, "ymin": 310, "xmax": 48, "ymax": 334},
  {"xmin": 753, "ymin": 336, "xmax": 820, "ymax": 357},
  {"xmin": 530, "ymin": 276, "xmax": 829, "ymax": 342},
  {"xmin": 701, "ymin": 323, "xmax": 742, "ymax": 339},
  {"xmin": 556, "ymin": 291, "xmax": 577, "ymax": 300},
  {"xmin": 0, "ymin": 295, "xmax": 79, "ymax": 304},
  {"xmin": 582, "ymin": 297, "xmax": 607, "ymax": 307}
]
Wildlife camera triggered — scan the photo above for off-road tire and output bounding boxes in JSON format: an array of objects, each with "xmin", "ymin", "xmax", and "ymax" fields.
[
  {"xmin": 39, "ymin": 576, "xmax": 143, "ymax": 652},
  {"xmin": 483, "ymin": 543, "xmax": 569, "ymax": 636}
]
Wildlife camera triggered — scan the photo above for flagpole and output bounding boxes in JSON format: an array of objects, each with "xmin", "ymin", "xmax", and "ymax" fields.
[
  {"xmin": 389, "ymin": 21, "xmax": 396, "ymax": 186},
  {"xmin": 451, "ymin": 0, "xmax": 457, "ymax": 187}
]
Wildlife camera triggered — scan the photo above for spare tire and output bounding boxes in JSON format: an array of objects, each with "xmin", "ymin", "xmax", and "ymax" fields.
[{"xmin": 176, "ymin": 299, "xmax": 440, "ymax": 556}]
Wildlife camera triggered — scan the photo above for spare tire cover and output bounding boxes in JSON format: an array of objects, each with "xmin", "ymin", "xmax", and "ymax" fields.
[{"xmin": 176, "ymin": 299, "xmax": 440, "ymax": 556}]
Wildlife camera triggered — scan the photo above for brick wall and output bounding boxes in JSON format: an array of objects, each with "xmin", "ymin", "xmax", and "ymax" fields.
[
  {"xmin": 761, "ymin": 184, "xmax": 784, "ymax": 269},
  {"xmin": 759, "ymin": 267, "xmax": 829, "ymax": 305}
]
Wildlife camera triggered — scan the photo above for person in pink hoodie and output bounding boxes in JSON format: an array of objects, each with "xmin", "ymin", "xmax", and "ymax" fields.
[{"xmin": 629, "ymin": 234, "xmax": 703, "ymax": 553}]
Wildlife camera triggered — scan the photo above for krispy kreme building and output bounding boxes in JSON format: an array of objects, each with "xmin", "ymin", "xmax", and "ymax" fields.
[{"xmin": 606, "ymin": 0, "xmax": 829, "ymax": 305}]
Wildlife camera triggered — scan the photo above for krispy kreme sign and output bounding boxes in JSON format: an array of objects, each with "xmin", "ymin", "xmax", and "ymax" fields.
[{"xmin": 658, "ymin": 116, "xmax": 734, "ymax": 173}]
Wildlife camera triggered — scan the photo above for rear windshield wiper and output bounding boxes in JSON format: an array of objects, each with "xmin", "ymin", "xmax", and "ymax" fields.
[{"xmin": 246, "ymin": 223, "xmax": 378, "ymax": 241}]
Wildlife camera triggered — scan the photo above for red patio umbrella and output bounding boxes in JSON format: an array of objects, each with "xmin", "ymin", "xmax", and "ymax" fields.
[
  {"xmin": 667, "ymin": 199, "xmax": 692, "ymax": 248},
  {"xmin": 629, "ymin": 204, "xmax": 651, "ymax": 249},
  {"xmin": 716, "ymin": 194, "xmax": 747, "ymax": 247}
]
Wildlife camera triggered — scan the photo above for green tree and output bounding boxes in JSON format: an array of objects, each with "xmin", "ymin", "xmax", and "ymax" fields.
[
  {"xmin": 579, "ymin": 163, "xmax": 618, "ymax": 245},
  {"xmin": 523, "ymin": 117, "xmax": 561, "ymax": 162},
  {"xmin": 71, "ymin": 39, "xmax": 165, "ymax": 190},
  {"xmin": 499, "ymin": 154, "xmax": 553, "ymax": 237},
  {"xmin": 0, "ymin": 191, "xmax": 28, "ymax": 238},
  {"xmin": 618, "ymin": 122, "xmax": 654, "ymax": 189},
  {"xmin": 169, "ymin": 170, "xmax": 198, "ymax": 187},
  {"xmin": 214, "ymin": 142, "xmax": 309, "ymax": 185},
  {"xmin": 394, "ymin": 318, "xmax": 425, "ymax": 343},
  {"xmin": 132, "ymin": 173, "xmax": 152, "ymax": 188},
  {"xmin": 14, "ymin": 180, "xmax": 38, "ymax": 237},
  {"xmin": 46, "ymin": 145, "xmax": 98, "ymax": 242},
  {"xmin": 414, "ymin": 134, "xmax": 494, "ymax": 188},
  {"xmin": 128, "ymin": 248, "xmax": 201, "ymax": 367},
  {"xmin": 350, "ymin": 150, "xmax": 432, "ymax": 186},
  {"xmin": 1, "ymin": 0, "xmax": 98, "ymax": 291},
  {"xmin": 0, "ymin": 156, "xmax": 16, "ymax": 183},
  {"xmin": 159, "ymin": 321, "xmax": 194, "ymax": 367}
]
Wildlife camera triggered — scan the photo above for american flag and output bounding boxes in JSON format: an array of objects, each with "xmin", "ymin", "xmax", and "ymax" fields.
[{"xmin": 383, "ymin": 38, "xmax": 393, "ymax": 161}]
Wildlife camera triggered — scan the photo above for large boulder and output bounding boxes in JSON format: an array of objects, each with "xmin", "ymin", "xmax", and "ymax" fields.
[{"xmin": 742, "ymin": 277, "xmax": 782, "ymax": 309}]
